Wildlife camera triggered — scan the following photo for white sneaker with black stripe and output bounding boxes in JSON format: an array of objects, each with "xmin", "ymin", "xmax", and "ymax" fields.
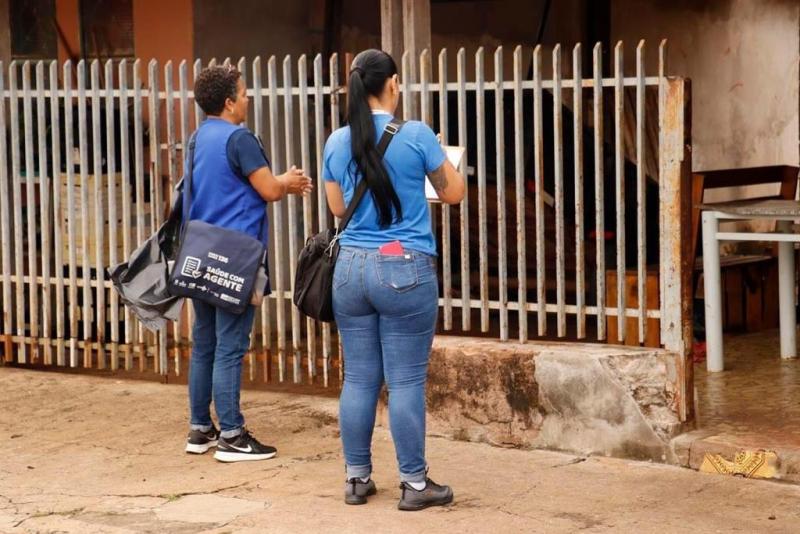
[
  {"xmin": 213, "ymin": 428, "xmax": 277, "ymax": 462},
  {"xmin": 185, "ymin": 426, "xmax": 220, "ymax": 454}
]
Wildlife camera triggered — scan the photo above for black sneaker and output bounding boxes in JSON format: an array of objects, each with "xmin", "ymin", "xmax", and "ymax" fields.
[
  {"xmin": 185, "ymin": 426, "xmax": 219, "ymax": 454},
  {"xmin": 398, "ymin": 478, "xmax": 454, "ymax": 511},
  {"xmin": 213, "ymin": 429, "xmax": 277, "ymax": 463},
  {"xmin": 344, "ymin": 478, "xmax": 377, "ymax": 505}
]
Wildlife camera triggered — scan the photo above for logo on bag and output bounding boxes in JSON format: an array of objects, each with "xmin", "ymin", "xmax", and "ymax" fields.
[{"xmin": 181, "ymin": 256, "xmax": 203, "ymax": 279}]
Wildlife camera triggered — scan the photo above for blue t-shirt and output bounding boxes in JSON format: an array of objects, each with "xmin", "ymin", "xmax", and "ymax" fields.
[
  {"xmin": 322, "ymin": 112, "xmax": 446, "ymax": 256},
  {"xmin": 227, "ymin": 129, "xmax": 270, "ymax": 181}
]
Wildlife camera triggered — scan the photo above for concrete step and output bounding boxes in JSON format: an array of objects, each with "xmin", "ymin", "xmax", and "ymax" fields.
[{"xmin": 670, "ymin": 429, "xmax": 800, "ymax": 484}]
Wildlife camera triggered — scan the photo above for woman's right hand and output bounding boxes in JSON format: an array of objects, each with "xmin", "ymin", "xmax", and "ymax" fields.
[{"xmin": 278, "ymin": 166, "xmax": 314, "ymax": 196}]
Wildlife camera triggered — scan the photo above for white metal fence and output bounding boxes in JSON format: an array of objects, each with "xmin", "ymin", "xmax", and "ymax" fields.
[{"xmin": 0, "ymin": 41, "xmax": 692, "ymax": 387}]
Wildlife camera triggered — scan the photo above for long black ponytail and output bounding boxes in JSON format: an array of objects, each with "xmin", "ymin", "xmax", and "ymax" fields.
[{"xmin": 347, "ymin": 49, "xmax": 402, "ymax": 227}]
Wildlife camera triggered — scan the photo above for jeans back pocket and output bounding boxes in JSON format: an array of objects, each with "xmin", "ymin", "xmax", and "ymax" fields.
[
  {"xmin": 376, "ymin": 256, "xmax": 419, "ymax": 292},
  {"xmin": 333, "ymin": 251, "xmax": 354, "ymax": 289}
]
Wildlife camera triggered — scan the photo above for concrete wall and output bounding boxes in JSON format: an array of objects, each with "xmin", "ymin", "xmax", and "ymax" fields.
[
  {"xmin": 191, "ymin": 0, "xmax": 587, "ymax": 80},
  {"xmin": 611, "ymin": 0, "xmax": 800, "ymax": 172},
  {"xmin": 133, "ymin": 0, "xmax": 193, "ymax": 66},
  {"xmin": 193, "ymin": 0, "xmax": 316, "ymax": 62}
]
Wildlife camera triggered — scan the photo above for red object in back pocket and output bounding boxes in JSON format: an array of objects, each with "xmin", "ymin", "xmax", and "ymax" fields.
[{"xmin": 379, "ymin": 240, "xmax": 404, "ymax": 256}]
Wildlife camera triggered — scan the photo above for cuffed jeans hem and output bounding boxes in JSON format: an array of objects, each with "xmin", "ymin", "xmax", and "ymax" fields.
[
  {"xmin": 190, "ymin": 423, "xmax": 213, "ymax": 432},
  {"xmin": 220, "ymin": 427, "xmax": 243, "ymax": 439},
  {"xmin": 399, "ymin": 467, "xmax": 428, "ymax": 484},
  {"xmin": 345, "ymin": 463, "xmax": 372, "ymax": 480}
]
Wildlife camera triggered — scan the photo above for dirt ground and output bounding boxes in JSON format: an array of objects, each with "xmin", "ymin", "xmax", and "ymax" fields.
[{"xmin": 1, "ymin": 367, "xmax": 799, "ymax": 534}]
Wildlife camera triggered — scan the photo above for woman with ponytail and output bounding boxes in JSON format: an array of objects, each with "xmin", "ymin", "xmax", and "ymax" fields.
[{"xmin": 322, "ymin": 49, "xmax": 465, "ymax": 510}]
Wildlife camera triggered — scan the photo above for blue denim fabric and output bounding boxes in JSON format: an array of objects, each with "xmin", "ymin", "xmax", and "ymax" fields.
[
  {"xmin": 188, "ymin": 300, "xmax": 256, "ymax": 438},
  {"xmin": 333, "ymin": 246, "xmax": 438, "ymax": 483}
]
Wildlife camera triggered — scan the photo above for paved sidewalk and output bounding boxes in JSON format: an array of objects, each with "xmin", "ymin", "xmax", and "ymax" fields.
[{"xmin": 1, "ymin": 367, "xmax": 798, "ymax": 533}]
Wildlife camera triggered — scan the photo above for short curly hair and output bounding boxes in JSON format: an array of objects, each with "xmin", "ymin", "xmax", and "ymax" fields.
[{"xmin": 194, "ymin": 65, "xmax": 241, "ymax": 115}]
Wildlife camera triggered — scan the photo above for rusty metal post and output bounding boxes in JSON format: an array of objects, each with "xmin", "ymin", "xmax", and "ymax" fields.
[{"xmin": 659, "ymin": 76, "xmax": 693, "ymax": 422}]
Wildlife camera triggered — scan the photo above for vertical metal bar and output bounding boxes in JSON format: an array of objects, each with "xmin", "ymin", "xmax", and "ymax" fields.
[
  {"xmin": 49, "ymin": 61, "xmax": 65, "ymax": 365},
  {"xmin": 636, "ymin": 41, "xmax": 647, "ymax": 344},
  {"xmin": 456, "ymin": 48, "xmax": 470, "ymax": 331},
  {"xmin": 329, "ymin": 53, "xmax": 341, "ymax": 131},
  {"xmin": 237, "ymin": 57, "xmax": 246, "ymax": 81},
  {"xmin": 91, "ymin": 60, "xmax": 106, "ymax": 369},
  {"xmin": 298, "ymin": 54, "xmax": 316, "ymax": 382},
  {"xmin": 164, "ymin": 62, "xmax": 178, "ymax": 193},
  {"xmin": 193, "ymin": 59, "xmax": 203, "ymax": 129},
  {"xmin": 133, "ymin": 59, "xmax": 147, "ymax": 371},
  {"xmin": 179, "ymin": 60, "xmax": 194, "ymax": 357},
  {"xmin": 401, "ymin": 51, "xmax": 412, "ymax": 120},
  {"xmin": 165, "ymin": 60, "xmax": 180, "ymax": 374},
  {"xmin": 314, "ymin": 54, "xmax": 331, "ymax": 386},
  {"xmin": 119, "ymin": 59, "xmax": 134, "ymax": 369},
  {"xmin": 552, "ymin": 46, "xmax": 565, "ymax": 338},
  {"xmin": 512, "ymin": 47, "xmax": 527, "ymax": 342},
  {"xmin": 149, "ymin": 59, "xmax": 167, "ymax": 375},
  {"xmin": 0, "ymin": 63, "xmax": 11, "ymax": 362},
  {"xmin": 494, "ymin": 47, "xmax": 508, "ymax": 341},
  {"xmin": 614, "ymin": 42, "xmax": 626, "ymax": 342},
  {"xmin": 63, "ymin": 61, "xmax": 79, "ymax": 367},
  {"xmin": 330, "ymin": 53, "xmax": 342, "ymax": 383},
  {"xmin": 593, "ymin": 43, "xmax": 606, "ymax": 341},
  {"xmin": 283, "ymin": 55, "xmax": 302, "ymax": 384},
  {"xmin": 420, "ymin": 50, "xmax": 436, "ymax": 247},
  {"xmin": 420, "ymin": 49, "xmax": 431, "ymax": 125},
  {"xmin": 179, "ymin": 61, "xmax": 190, "ymax": 148},
  {"xmin": 36, "ymin": 61, "xmax": 52, "ymax": 364},
  {"xmin": 23, "ymin": 61, "xmax": 39, "ymax": 362},
  {"xmin": 253, "ymin": 56, "xmax": 271, "ymax": 382},
  {"xmin": 658, "ymin": 40, "xmax": 667, "ymax": 324},
  {"xmin": 475, "ymin": 48, "xmax": 489, "ymax": 332},
  {"xmin": 533, "ymin": 46, "xmax": 546, "ymax": 336},
  {"xmin": 238, "ymin": 57, "xmax": 255, "ymax": 383},
  {"xmin": 573, "ymin": 44, "xmax": 586, "ymax": 339},
  {"xmin": 77, "ymin": 60, "xmax": 93, "ymax": 368},
  {"xmin": 438, "ymin": 49, "xmax": 453, "ymax": 331},
  {"xmin": 10, "ymin": 62, "xmax": 26, "ymax": 363},
  {"xmin": 105, "ymin": 59, "xmax": 120, "ymax": 370},
  {"xmin": 268, "ymin": 56, "xmax": 286, "ymax": 382}
]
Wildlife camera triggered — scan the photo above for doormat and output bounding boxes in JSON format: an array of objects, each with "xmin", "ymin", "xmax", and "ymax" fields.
[{"xmin": 700, "ymin": 450, "xmax": 778, "ymax": 479}]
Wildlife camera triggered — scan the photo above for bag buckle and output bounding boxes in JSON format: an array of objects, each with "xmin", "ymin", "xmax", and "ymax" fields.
[
  {"xmin": 324, "ymin": 233, "xmax": 341, "ymax": 257},
  {"xmin": 384, "ymin": 122, "xmax": 399, "ymax": 135}
]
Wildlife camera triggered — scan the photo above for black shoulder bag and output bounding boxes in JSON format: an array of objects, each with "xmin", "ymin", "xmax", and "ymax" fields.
[
  {"xmin": 168, "ymin": 132, "xmax": 267, "ymax": 314},
  {"xmin": 293, "ymin": 118, "xmax": 404, "ymax": 322}
]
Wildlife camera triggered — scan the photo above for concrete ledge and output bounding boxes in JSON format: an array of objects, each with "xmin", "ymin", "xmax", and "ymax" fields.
[{"xmin": 425, "ymin": 337, "xmax": 691, "ymax": 463}]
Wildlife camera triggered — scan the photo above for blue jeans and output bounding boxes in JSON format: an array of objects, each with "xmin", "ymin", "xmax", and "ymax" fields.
[
  {"xmin": 188, "ymin": 300, "xmax": 256, "ymax": 439},
  {"xmin": 333, "ymin": 246, "xmax": 438, "ymax": 484}
]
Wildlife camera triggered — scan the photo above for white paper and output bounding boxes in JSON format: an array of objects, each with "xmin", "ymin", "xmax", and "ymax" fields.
[{"xmin": 426, "ymin": 145, "xmax": 465, "ymax": 202}]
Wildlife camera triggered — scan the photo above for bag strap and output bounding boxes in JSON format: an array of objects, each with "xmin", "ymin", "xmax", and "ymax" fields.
[
  {"xmin": 339, "ymin": 117, "xmax": 405, "ymax": 232},
  {"xmin": 180, "ymin": 131, "xmax": 199, "ymax": 236}
]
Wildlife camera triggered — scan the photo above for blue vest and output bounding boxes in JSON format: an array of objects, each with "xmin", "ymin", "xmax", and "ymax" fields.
[{"xmin": 185, "ymin": 118, "xmax": 268, "ymax": 244}]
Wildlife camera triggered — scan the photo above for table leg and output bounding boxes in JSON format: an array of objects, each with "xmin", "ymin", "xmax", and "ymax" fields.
[
  {"xmin": 777, "ymin": 220, "xmax": 796, "ymax": 359},
  {"xmin": 702, "ymin": 211, "xmax": 724, "ymax": 372}
]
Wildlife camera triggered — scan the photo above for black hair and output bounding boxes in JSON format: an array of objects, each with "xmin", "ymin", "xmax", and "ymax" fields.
[
  {"xmin": 194, "ymin": 65, "xmax": 241, "ymax": 116},
  {"xmin": 347, "ymin": 49, "xmax": 402, "ymax": 227}
]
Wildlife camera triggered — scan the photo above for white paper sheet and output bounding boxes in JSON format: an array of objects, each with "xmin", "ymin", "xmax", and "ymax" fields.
[{"xmin": 425, "ymin": 145, "xmax": 465, "ymax": 202}]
